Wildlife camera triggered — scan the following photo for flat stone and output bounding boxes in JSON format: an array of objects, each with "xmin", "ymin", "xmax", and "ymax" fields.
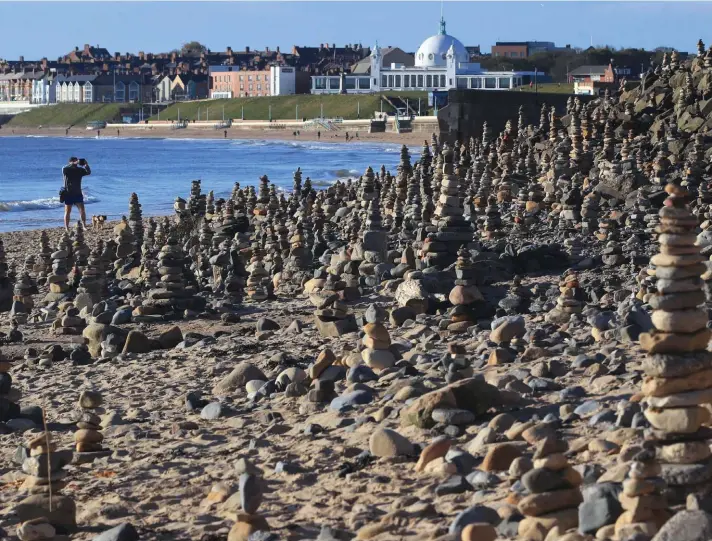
[
  {"xmin": 651, "ymin": 309, "xmax": 708, "ymax": 333},
  {"xmin": 646, "ymin": 388, "xmax": 712, "ymax": 408},
  {"xmin": 661, "ymin": 458, "xmax": 712, "ymax": 486},
  {"xmin": 517, "ymin": 488, "xmax": 582, "ymax": 517},
  {"xmin": 91, "ymin": 523, "xmax": 139, "ymax": 541},
  {"xmin": 658, "ymin": 441, "xmax": 711, "ymax": 464},
  {"xmin": 641, "ymin": 351, "xmax": 712, "ymax": 378},
  {"xmin": 643, "ymin": 368, "xmax": 712, "ymax": 397},
  {"xmin": 644, "ymin": 406, "xmax": 710, "ymax": 433},
  {"xmin": 369, "ymin": 427, "xmax": 414, "ymax": 457},
  {"xmin": 640, "ymin": 328, "xmax": 712, "ymax": 354}
]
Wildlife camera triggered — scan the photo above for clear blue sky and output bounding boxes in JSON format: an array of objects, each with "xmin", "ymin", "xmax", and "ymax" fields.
[{"xmin": 1, "ymin": 1, "xmax": 709, "ymax": 60}]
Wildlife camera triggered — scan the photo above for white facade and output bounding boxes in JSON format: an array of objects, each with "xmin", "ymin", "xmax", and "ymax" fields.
[
  {"xmin": 31, "ymin": 76, "xmax": 52, "ymax": 104},
  {"xmin": 270, "ymin": 65, "xmax": 296, "ymax": 95},
  {"xmin": 311, "ymin": 18, "xmax": 535, "ymax": 95}
]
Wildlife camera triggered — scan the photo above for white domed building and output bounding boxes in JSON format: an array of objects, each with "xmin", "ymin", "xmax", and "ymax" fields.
[{"xmin": 311, "ymin": 18, "xmax": 538, "ymax": 95}]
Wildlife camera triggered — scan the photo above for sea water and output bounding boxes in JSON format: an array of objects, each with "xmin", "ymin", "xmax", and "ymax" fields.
[{"xmin": 0, "ymin": 136, "xmax": 400, "ymax": 232}]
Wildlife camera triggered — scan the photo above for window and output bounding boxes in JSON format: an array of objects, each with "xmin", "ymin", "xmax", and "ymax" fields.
[
  {"xmin": 240, "ymin": 84, "xmax": 244, "ymax": 91},
  {"xmin": 484, "ymin": 77, "xmax": 496, "ymax": 89},
  {"xmin": 457, "ymin": 78, "xmax": 467, "ymax": 89},
  {"xmin": 440, "ymin": 75, "xmax": 446, "ymax": 87},
  {"xmin": 358, "ymin": 77, "xmax": 370, "ymax": 89},
  {"xmin": 395, "ymin": 75, "xmax": 401, "ymax": 87},
  {"xmin": 470, "ymin": 78, "xmax": 482, "ymax": 89},
  {"xmin": 248, "ymin": 75, "xmax": 252, "ymax": 81},
  {"xmin": 344, "ymin": 78, "xmax": 356, "ymax": 90},
  {"xmin": 426, "ymin": 75, "xmax": 432, "ymax": 87},
  {"xmin": 314, "ymin": 77, "xmax": 327, "ymax": 90},
  {"xmin": 249, "ymin": 84, "xmax": 253, "ymax": 90},
  {"xmin": 115, "ymin": 81, "xmax": 125, "ymax": 101},
  {"xmin": 129, "ymin": 82, "xmax": 139, "ymax": 101},
  {"xmin": 256, "ymin": 75, "xmax": 260, "ymax": 81},
  {"xmin": 449, "ymin": 78, "xmax": 453, "ymax": 86},
  {"xmin": 73, "ymin": 84, "xmax": 80, "ymax": 102},
  {"xmin": 257, "ymin": 84, "xmax": 261, "ymax": 90},
  {"xmin": 328, "ymin": 77, "xmax": 340, "ymax": 89},
  {"xmin": 240, "ymin": 75, "xmax": 244, "ymax": 81},
  {"xmin": 381, "ymin": 75, "xmax": 387, "ymax": 87},
  {"xmin": 498, "ymin": 77, "xmax": 511, "ymax": 89},
  {"xmin": 417, "ymin": 74, "xmax": 424, "ymax": 87},
  {"xmin": 84, "ymin": 82, "xmax": 93, "ymax": 102},
  {"xmin": 387, "ymin": 75, "xmax": 394, "ymax": 87},
  {"xmin": 403, "ymin": 75, "xmax": 410, "ymax": 87}
]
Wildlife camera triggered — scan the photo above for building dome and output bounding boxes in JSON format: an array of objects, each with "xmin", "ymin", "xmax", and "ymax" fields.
[{"xmin": 415, "ymin": 18, "xmax": 469, "ymax": 68}]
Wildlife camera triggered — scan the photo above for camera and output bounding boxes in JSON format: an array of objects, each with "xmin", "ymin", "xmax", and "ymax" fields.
[{"xmin": 78, "ymin": 158, "xmax": 87, "ymax": 166}]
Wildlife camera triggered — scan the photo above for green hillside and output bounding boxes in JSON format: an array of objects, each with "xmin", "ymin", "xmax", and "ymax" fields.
[
  {"xmin": 6, "ymin": 103, "xmax": 141, "ymax": 127},
  {"xmin": 153, "ymin": 92, "xmax": 431, "ymax": 122}
]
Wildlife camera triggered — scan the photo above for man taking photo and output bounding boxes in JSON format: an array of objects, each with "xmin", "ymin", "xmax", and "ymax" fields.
[{"xmin": 62, "ymin": 156, "xmax": 91, "ymax": 232}]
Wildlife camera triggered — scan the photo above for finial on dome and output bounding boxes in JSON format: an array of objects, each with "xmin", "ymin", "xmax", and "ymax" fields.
[{"xmin": 439, "ymin": 16, "xmax": 446, "ymax": 35}]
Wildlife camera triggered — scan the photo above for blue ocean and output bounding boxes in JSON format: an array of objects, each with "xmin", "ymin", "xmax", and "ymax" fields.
[{"xmin": 0, "ymin": 136, "xmax": 400, "ymax": 232}]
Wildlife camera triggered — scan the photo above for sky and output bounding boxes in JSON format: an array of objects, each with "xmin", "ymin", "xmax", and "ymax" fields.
[{"xmin": 1, "ymin": 1, "xmax": 711, "ymax": 61}]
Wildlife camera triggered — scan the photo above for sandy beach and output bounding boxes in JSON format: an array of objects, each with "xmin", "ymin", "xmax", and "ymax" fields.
[{"xmin": 0, "ymin": 125, "xmax": 436, "ymax": 147}]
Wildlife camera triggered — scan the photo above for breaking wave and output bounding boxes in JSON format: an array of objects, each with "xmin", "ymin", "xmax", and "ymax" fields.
[{"xmin": 0, "ymin": 194, "xmax": 99, "ymax": 212}]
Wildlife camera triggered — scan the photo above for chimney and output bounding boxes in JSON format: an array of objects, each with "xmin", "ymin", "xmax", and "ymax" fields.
[
  {"xmin": 19, "ymin": 56, "xmax": 24, "ymax": 63},
  {"xmin": 227, "ymin": 46, "xmax": 233, "ymax": 55},
  {"xmin": 75, "ymin": 46, "xmax": 79, "ymax": 52},
  {"xmin": 84, "ymin": 44, "xmax": 90, "ymax": 52},
  {"xmin": 320, "ymin": 43, "xmax": 323, "ymax": 50},
  {"xmin": 265, "ymin": 46, "xmax": 270, "ymax": 53},
  {"xmin": 332, "ymin": 43, "xmax": 335, "ymax": 49},
  {"xmin": 276, "ymin": 46, "xmax": 280, "ymax": 53},
  {"xmin": 246, "ymin": 46, "xmax": 250, "ymax": 53}
]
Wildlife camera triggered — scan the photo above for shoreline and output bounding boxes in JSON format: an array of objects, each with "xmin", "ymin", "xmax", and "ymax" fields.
[{"xmin": 0, "ymin": 125, "xmax": 435, "ymax": 146}]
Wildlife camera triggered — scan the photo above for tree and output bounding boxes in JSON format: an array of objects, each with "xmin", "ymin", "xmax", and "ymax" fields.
[{"xmin": 181, "ymin": 41, "xmax": 207, "ymax": 57}]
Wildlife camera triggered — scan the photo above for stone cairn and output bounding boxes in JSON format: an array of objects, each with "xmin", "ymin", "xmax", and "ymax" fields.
[
  {"xmin": 517, "ymin": 434, "xmax": 582, "ymax": 538},
  {"xmin": 44, "ymin": 235, "xmax": 71, "ymax": 303},
  {"xmin": 17, "ymin": 430, "xmax": 76, "ymax": 534},
  {"xmin": 128, "ymin": 192, "xmax": 144, "ymax": 252},
  {"xmin": 147, "ymin": 232, "xmax": 197, "ymax": 313},
  {"xmin": 447, "ymin": 246, "xmax": 483, "ymax": 333},
  {"xmin": 360, "ymin": 307, "xmax": 395, "ymax": 372},
  {"xmin": 34, "ymin": 230, "xmax": 52, "ymax": 284},
  {"xmin": 545, "ymin": 270, "xmax": 584, "ymax": 325},
  {"xmin": 422, "ymin": 145, "xmax": 471, "ymax": 268},
  {"xmin": 53, "ymin": 305, "xmax": 84, "ymax": 336},
  {"xmin": 631, "ymin": 184, "xmax": 711, "ymax": 529},
  {"xmin": 245, "ymin": 251, "xmax": 271, "ymax": 301},
  {"xmin": 114, "ymin": 217, "xmax": 138, "ymax": 274},
  {"xmin": 0, "ymin": 345, "xmax": 20, "ymax": 423},
  {"xmin": 12, "ymin": 272, "xmax": 35, "ymax": 324},
  {"xmin": 74, "ymin": 390, "xmax": 111, "ymax": 462},
  {"xmin": 71, "ymin": 221, "xmax": 90, "ymax": 269},
  {"xmin": 0, "ymin": 239, "xmax": 12, "ymax": 311}
]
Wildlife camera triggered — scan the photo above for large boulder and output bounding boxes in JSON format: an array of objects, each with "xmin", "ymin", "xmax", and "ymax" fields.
[
  {"xmin": 213, "ymin": 362, "xmax": 267, "ymax": 395},
  {"xmin": 401, "ymin": 378, "xmax": 518, "ymax": 429},
  {"xmin": 652, "ymin": 510, "xmax": 712, "ymax": 541},
  {"xmin": 82, "ymin": 323, "xmax": 124, "ymax": 357}
]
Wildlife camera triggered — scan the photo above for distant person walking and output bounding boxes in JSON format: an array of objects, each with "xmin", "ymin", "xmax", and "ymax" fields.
[
  {"xmin": 117, "ymin": 129, "xmax": 120, "ymax": 137},
  {"xmin": 96, "ymin": 130, "xmax": 101, "ymax": 137},
  {"xmin": 224, "ymin": 130, "xmax": 228, "ymax": 139},
  {"xmin": 345, "ymin": 131, "xmax": 350, "ymax": 142},
  {"xmin": 62, "ymin": 157, "xmax": 91, "ymax": 232},
  {"xmin": 65, "ymin": 128, "xmax": 69, "ymax": 136},
  {"xmin": 317, "ymin": 130, "xmax": 321, "ymax": 140}
]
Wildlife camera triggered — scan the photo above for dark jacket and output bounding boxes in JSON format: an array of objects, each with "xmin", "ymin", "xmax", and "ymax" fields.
[{"xmin": 62, "ymin": 164, "xmax": 91, "ymax": 196}]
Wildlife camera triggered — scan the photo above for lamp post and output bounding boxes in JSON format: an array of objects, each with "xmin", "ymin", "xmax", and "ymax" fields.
[{"xmin": 296, "ymin": 104, "xmax": 299, "ymax": 120}]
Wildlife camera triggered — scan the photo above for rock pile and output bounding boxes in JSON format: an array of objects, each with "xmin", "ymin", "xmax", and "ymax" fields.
[{"xmin": 636, "ymin": 183, "xmax": 712, "ymax": 516}]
